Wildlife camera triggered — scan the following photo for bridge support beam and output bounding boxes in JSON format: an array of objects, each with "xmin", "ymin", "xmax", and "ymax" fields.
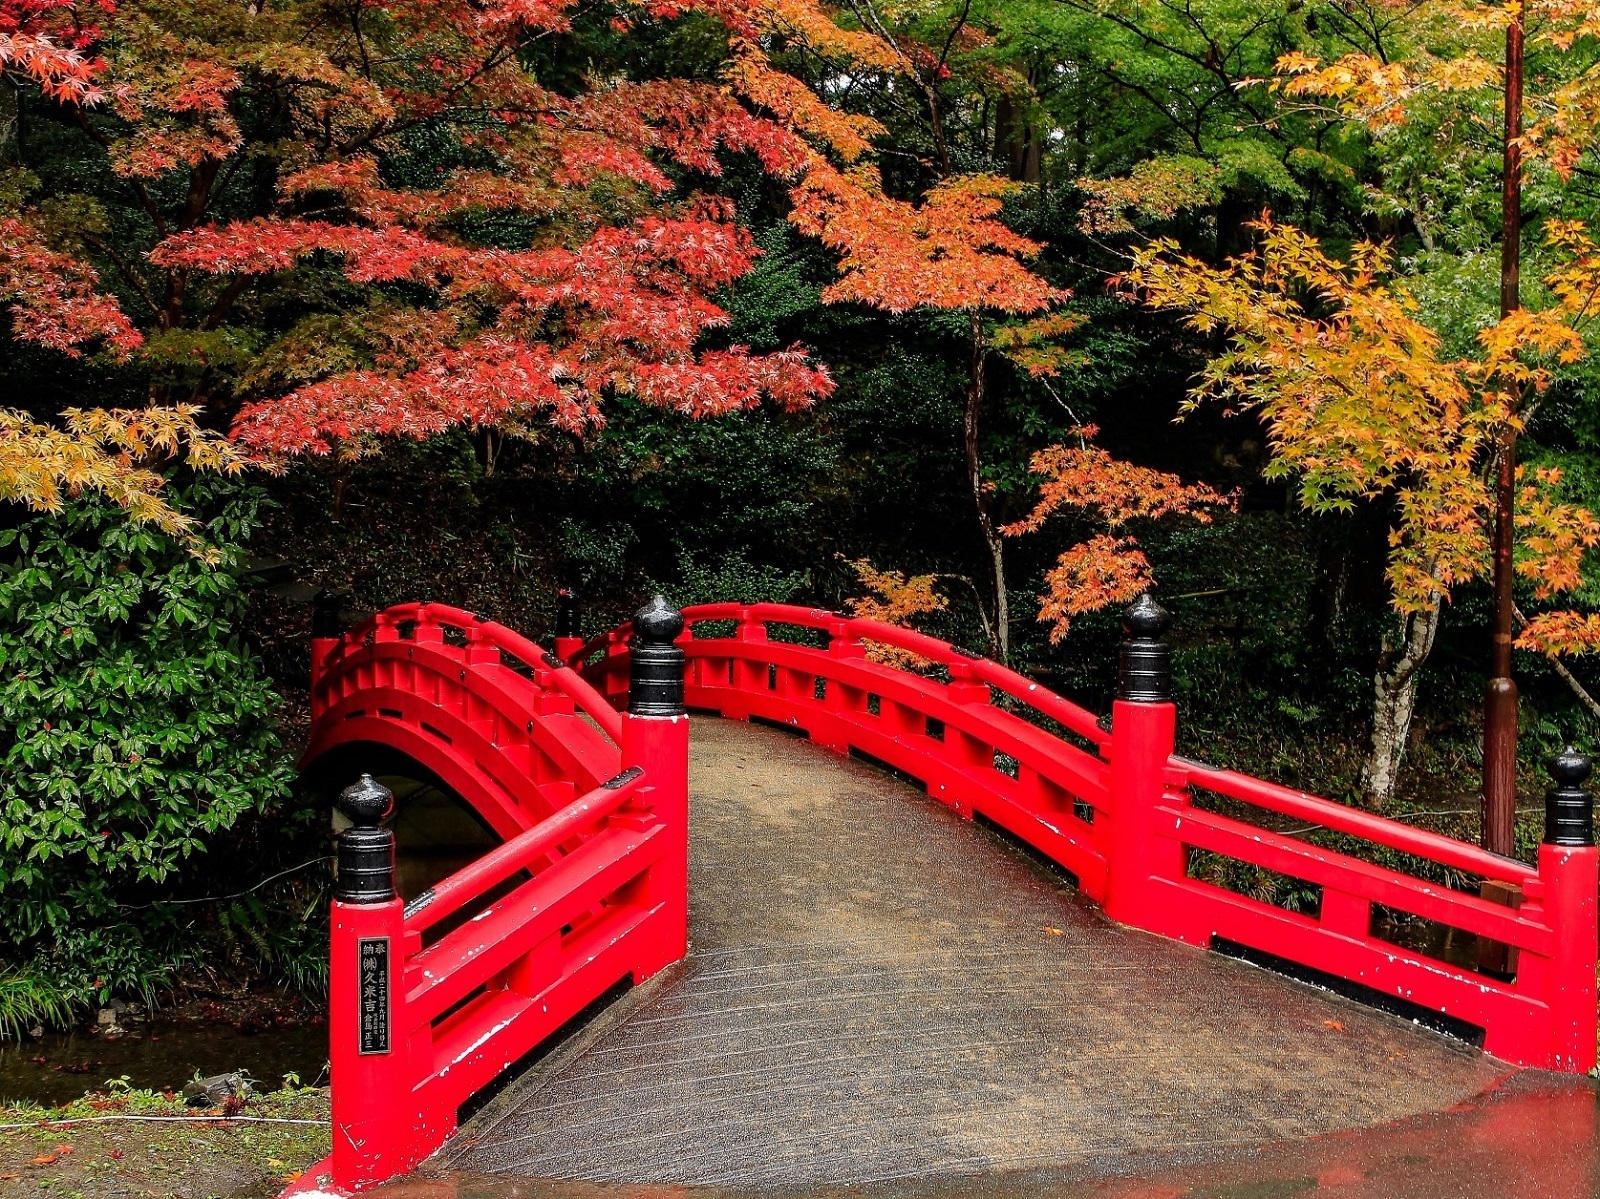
[{"xmin": 1103, "ymin": 595, "xmax": 1185, "ymax": 938}]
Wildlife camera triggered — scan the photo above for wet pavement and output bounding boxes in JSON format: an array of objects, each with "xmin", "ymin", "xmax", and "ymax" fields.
[
  {"xmin": 405, "ymin": 717, "xmax": 1528, "ymax": 1194},
  {"xmin": 382, "ymin": 1071, "xmax": 1598, "ymax": 1198}
]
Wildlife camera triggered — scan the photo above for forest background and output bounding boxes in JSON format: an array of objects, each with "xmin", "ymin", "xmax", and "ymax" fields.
[{"xmin": 5, "ymin": 0, "xmax": 1600, "ymax": 1032}]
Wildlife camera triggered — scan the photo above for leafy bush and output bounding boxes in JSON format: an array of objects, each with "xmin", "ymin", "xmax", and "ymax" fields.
[{"xmin": 0, "ymin": 479, "xmax": 296, "ymax": 1019}]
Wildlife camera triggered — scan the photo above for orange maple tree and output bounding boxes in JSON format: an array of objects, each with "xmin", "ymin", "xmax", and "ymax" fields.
[
  {"xmin": 1121, "ymin": 210, "xmax": 1600, "ymax": 802},
  {"xmin": 844, "ymin": 559, "xmax": 949, "ymax": 670},
  {"xmin": 1003, "ymin": 428, "xmax": 1226, "ymax": 641},
  {"xmin": 755, "ymin": 4, "xmax": 1222, "ymax": 661}
]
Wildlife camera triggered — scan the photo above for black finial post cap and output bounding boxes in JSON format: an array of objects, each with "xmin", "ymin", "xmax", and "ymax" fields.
[
  {"xmin": 338, "ymin": 773, "xmax": 394, "ymax": 825},
  {"xmin": 636, "ymin": 595, "xmax": 686, "ymax": 644},
  {"xmin": 1117, "ymin": 592, "xmax": 1173, "ymax": 704},
  {"xmin": 336, "ymin": 774, "xmax": 396, "ymax": 904},
  {"xmin": 555, "ymin": 588, "xmax": 582, "ymax": 639},
  {"xmin": 1544, "ymin": 748, "xmax": 1595, "ymax": 848},
  {"xmin": 1123, "ymin": 592, "xmax": 1170, "ymax": 640},
  {"xmin": 629, "ymin": 595, "xmax": 687, "ymax": 717}
]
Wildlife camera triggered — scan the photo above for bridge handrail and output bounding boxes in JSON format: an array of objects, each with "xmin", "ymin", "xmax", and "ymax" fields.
[
  {"xmin": 1176, "ymin": 758, "xmax": 1541, "ymax": 890},
  {"xmin": 571, "ymin": 593, "xmax": 1598, "ymax": 1075},
  {"xmin": 1160, "ymin": 801, "xmax": 1552, "ymax": 950},
  {"xmin": 300, "ymin": 597, "xmax": 692, "ymax": 1198},
  {"xmin": 403, "ymin": 767, "xmax": 649, "ymax": 937},
  {"xmin": 571, "ymin": 601, "xmax": 1109, "ymax": 749},
  {"xmin": 329, "ymin": 601, "xmax": 625, "ymax": 744}
]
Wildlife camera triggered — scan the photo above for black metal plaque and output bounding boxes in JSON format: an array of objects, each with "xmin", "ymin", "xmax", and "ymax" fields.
[{"xmin": 357, "ymin": 936, "xmax": 391, "ymax": 1055}]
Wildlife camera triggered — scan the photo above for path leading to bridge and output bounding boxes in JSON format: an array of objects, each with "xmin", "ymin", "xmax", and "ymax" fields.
[{"xmin": 427, "ymin": 717, "xmax": 1505, "ymax": 1189}]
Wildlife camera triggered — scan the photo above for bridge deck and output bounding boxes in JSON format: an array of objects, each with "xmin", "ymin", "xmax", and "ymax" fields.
[{"xmin": 435, "ymin": 717, "xmax": 1505, "ymax": 1189}]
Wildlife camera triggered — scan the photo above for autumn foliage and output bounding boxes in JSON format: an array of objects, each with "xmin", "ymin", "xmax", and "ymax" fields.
[
  {"xmin": 1004, "ymin": 429, "xmax": 1225, "ymax": 640},
  {"xmin": 1275, "ymin": 0, "xmax": 1600, "ymax": 180},
  {"xmin": 1123, "ymin": 210, "xmax": 1600, "ymax": 652},
  {"xmin": 1, "ymin": 0, "xmax": 943, "ymax": 530},
  {"xmin": 845, "ymin": 559, "xmax": 949, "ymax": 670}
]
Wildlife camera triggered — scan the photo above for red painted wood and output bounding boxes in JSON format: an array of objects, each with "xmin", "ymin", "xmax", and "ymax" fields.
[
  {"xmin": 294, "ymin": 606, "xmax": 690, "ymax": 1198},
  {"xmin": 295, "ymin": 593, "xmax": 1600, "ymax": 1199},
  {"xmin": 570, "ymin": 601, "xmax": 1597, "ymax": 1076},
  {"xmin": 1179, "ymin": 760, "xmax": 1539, "ymax": 888},
  {"xmin": 403, "ymin": 770, "xmax": 648, "ymax": 936}
]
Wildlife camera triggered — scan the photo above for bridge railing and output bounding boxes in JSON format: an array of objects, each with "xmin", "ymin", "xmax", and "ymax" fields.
[
  {"xmin": 314, "ymin": 599, "xmax": 625, "ymax": 744},
  {"xmin": 1147, "ymin": 757, "xmax": 1590, "ymax": 1066},
  {"xmin": 569, "ymin": 592, "xmax": 1598, "ymax": 1074},
  {"xmin": 571, "ymin": 599, "xmax": 1114, "ymax": 900},
  {"xmin": 291, "ymin": 597, "xmax": 691, "ymax": 1197}
]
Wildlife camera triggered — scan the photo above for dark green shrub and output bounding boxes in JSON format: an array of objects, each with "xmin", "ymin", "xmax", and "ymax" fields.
[{"xmin": 0, "ymin": 479, "xmax": 296, "ymax": 1018}]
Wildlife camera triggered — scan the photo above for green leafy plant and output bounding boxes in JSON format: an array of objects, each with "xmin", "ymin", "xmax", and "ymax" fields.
[
  {"xmin": 0, "ymin": 971, "xmax": 75, "ymax": 1041},
  {"xmin": 0, "ymin": 477, "xmax": 296, "ymax": 1023}
]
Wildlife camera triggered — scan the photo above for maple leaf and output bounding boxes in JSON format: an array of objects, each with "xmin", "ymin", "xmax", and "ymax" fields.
[
  {"xmin": 1123, "ymin": 216, "xmax": 1498, "ymax": 613},
  {"xmin": 792, "ymin": 164, "xmax": 1061, "ymax": 315},
  {"xmin": 0, "ymin": 29, "xmax": 103, "ymax": 104},
  {"xmin": 1, "ymin": 406, "xmax": 246, "ymax": 549},
  {"xmin": 0, "ymin": 217, "xmax": 141, "ymax": 357},
  {"xmin": 845, "ymin": 558, "xmax": 949, "ymax": 669},
  {"xmin": 1003, "ymin": 429, "xmax": 1225, "ymax": 641},
  {"xmin": 1077, "ymin": 156, "xmax": 1224, "ymax": 236}
]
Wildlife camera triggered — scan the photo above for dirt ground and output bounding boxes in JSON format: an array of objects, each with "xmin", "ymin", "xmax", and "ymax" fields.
[{"xmin": 0, "ymin": 1086, "xmax": 329, "ymax": 1199}]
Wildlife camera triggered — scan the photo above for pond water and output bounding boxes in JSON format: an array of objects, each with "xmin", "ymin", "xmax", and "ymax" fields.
[{"xmin": 0, "ymin": 1019, "xmax": 328, "ymax": 1106}]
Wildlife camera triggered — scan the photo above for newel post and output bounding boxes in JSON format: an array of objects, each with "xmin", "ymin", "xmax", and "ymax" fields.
[
  {"xmin": 622, "ymin": 596, "xmax": 690, "ymax": 975},
  {"xmin": 1537, "ymin": 749, "xmax": 1599, "ymax": 1072},
  {"xmin": 1103, "ymin": 594, "xmax": 1183, "ymax": 936},
  {"xmin": 553, "ymin": 587, "xmax": 584, "ymax": 666},
  {"xmin": 328, "ymin": 774, "xmax": 412, "ymax": 1189}
]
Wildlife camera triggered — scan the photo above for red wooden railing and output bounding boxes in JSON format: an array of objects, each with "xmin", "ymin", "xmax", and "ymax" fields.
[
  {"xmin": 308, "ymin": 603, "xmax": 625, "ymax": 836},
  {"xmin": 570, "ymin": 599, "xmax": 1599, "ymax": 1073},
  {"xmin": 289, "ymin": 602, "xmax": 689, "ymax": 1197},
  {"xmin": 291, "ymin": 589, "xmax": 1597, "ymax": 1197}
]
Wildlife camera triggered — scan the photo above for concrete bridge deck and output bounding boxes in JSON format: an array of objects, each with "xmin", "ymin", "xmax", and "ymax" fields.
[{"xmin": 430, "ymin": 717, "xmax": 1506, "ymax": 1189}]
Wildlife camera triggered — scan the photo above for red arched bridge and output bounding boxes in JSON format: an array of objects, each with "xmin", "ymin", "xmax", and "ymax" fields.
[{"xmin": 286, "ymin": 593, "xmax": 1600, "ymax": 1196}]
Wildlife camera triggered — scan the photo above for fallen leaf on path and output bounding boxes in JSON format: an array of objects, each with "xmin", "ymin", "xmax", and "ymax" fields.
[
  {"xmin": 1042, "ymin": 926, "xmax": 1063, "ymax": 935},
  {"xmin": 30, "ymin": 1153, "xmax": 58, "ymax": 1166},
  {"xmin": 55, "ymin": 1144, "xmax": 73, "ymax": 1155},
  {"xmin": 1323, "ymin": 1020, "xmax": 1345, "ymax": 1032}
]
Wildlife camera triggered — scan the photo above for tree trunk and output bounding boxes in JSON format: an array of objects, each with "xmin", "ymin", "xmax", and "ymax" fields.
[
  {"xmin": 994, "ymin": 71, "xmax": 1041, "ymax": 185},
  {"xmin": 1480, "ymin": 12, "xmax": 1526, "ymax": 856},
  {"xmin": 1359, "ymin": 596, "xmax": 1443, "ymax": 809},
  {"xmin": 963, "ymin": 313, "xmax": 1008, "ymax": 661}
]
